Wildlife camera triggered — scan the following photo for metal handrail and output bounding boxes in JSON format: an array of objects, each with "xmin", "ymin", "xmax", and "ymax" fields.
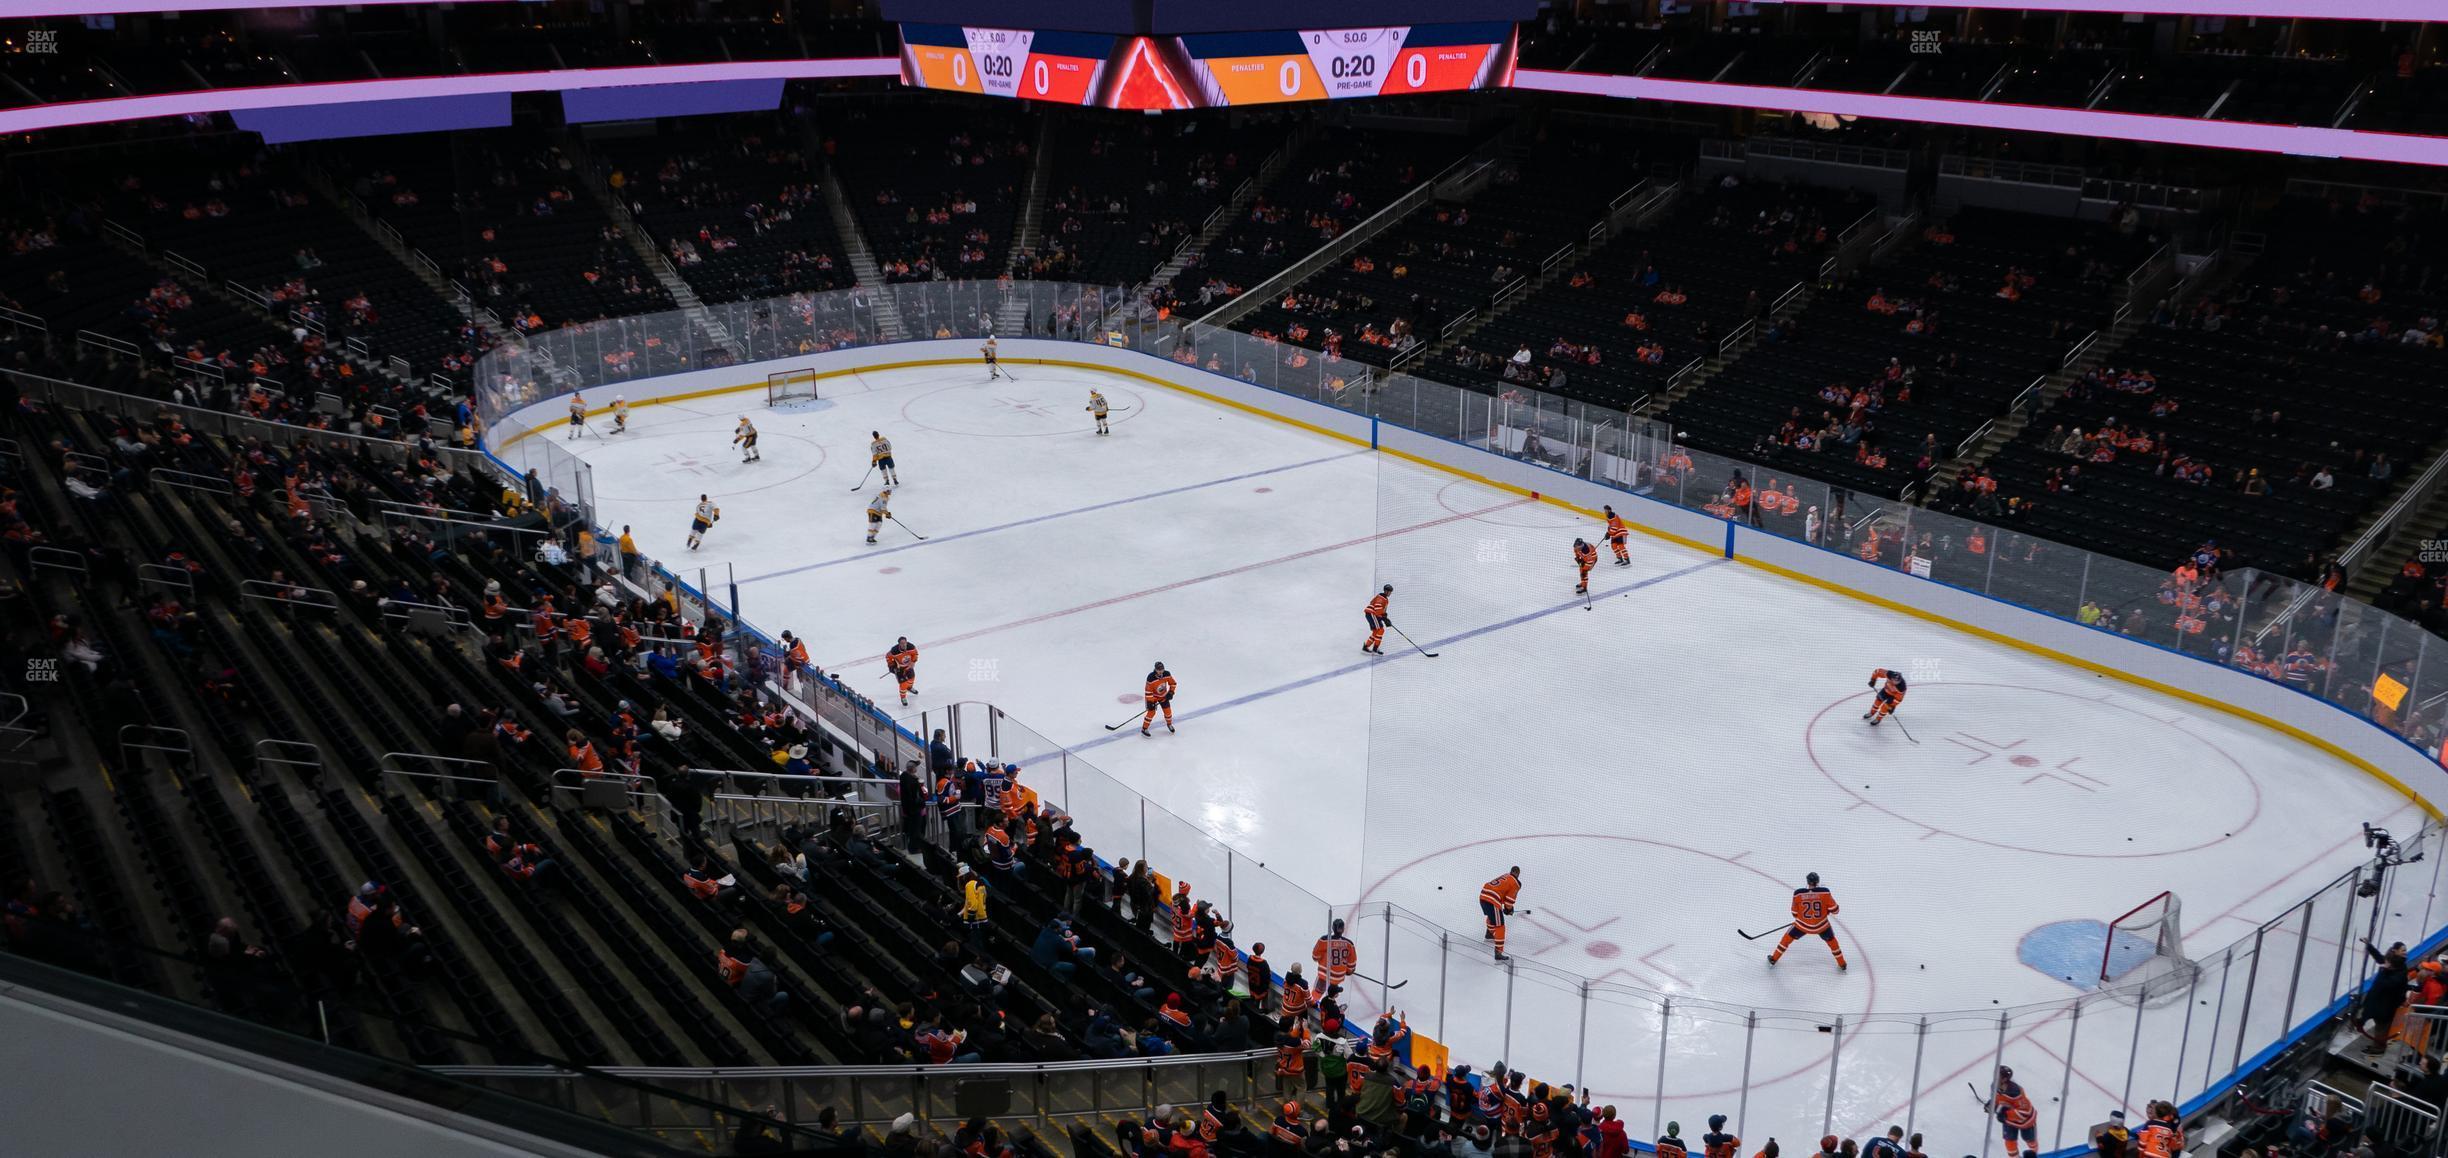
[
  {"xmin": 76, "ymin": 330, "xmax": 140, "ymax": 358},
  {"xmin": 240, "ymin": 578, "xmax": 340, "ymax": 610},
  {"xmin": 436, "ymin": 1048, "xmax": 1277, "ymax": 1082}
]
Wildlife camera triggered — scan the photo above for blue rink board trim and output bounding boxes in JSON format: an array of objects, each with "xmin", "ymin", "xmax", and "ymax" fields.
[{"xmin": 481, "ymin": 344, "xmax": 2448, "ymax": 1136}]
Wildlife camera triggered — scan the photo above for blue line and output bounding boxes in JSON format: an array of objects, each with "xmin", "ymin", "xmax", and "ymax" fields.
[
  {"xmin": 1060, "ymin": 559, "xmax": 1723, "ymax": 755},
  {"xmin": 734, "ymin": 449, "xmax": 1363, "ymax": 585}
]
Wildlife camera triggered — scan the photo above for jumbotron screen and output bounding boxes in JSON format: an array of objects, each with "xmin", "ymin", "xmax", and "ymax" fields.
[
  {"xmin": 895, "ymin": 21, "xmax": 1517, "ymax": 110},
  {"xmin": 898, "ymin": 25, "xmax": 1121, "ymax": 105},
  {"xmin": 1164, "ymin": 22, "xmax": 1517, "ymax": 106}
]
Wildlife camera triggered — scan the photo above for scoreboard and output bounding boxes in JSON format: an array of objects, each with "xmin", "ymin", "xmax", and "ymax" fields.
[
  {"xmin": 1167, "ymin": 23, "xmax": 1516, "ymax": 106},
  {"xmin": 899, "ymin": 24, "xmax": 1120, "ymax": 105},
  {"xmin": 895, "ymin": 21, "xmax": 1515, "ymax": 109}
]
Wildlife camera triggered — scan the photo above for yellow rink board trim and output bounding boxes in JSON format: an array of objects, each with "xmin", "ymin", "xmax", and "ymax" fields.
[{"xmin": 491, "ymin": 355, "xmax": 2436, "ymax": 817}]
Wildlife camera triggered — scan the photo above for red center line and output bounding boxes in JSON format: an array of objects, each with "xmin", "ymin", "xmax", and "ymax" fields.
[
  {"xmin": 830, "ymin": 494, "xmax": 1535, "ymax": 669},
  {"xmin": 1839, "ymin": 797, "xmax": 2421, "ymax": 1139}
]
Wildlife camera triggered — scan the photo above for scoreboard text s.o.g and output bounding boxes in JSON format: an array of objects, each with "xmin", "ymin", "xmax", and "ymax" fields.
[{"xmin": 895, "ymin": 21, "xmax": 1516, "ymax": 109}]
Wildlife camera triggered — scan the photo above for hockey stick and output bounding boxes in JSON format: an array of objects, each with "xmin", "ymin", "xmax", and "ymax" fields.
[
  {"xmin": 1736, "ymin": 925, "xmax": 1786, "ymax": 941},
  {"xmin": 1349, "ymin": 971, "xmax": 1409, "ymax": 990},
  {"xmin": 850, "ymin": 463, "xmax": 875, "ymax": 492},
  {"xmin": 1102, "ymin": 708, "xmax": 1148, "ymax": 732},
  {"xmin": 1387, "ymin": 623, "xmax": 1438, "ymax": 658},
  {"xmin": 1890, "ymin": 714, "xmax": 1920, "ymax": 745},
  {"xmin": 890, "ymin": 516, "xmax": 928, "ymax": 541},
  {"xmin": 1967, "ymin": 1082, "xmax": 1993, "ymax": 1109}
]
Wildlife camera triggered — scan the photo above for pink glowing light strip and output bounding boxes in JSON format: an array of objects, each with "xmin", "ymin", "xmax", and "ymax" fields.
[
  {"xmin": 1756, "ymin": 0, "xmax": 2448, "ymax": 16},
  {"xmin": 1512, "ymin": 68, "xmax": 2447, "ymax": 166},
  {"xmin": 0, "ymin": 57, "xmax": 900, "ymax": 136},
  {"xmin": 11, "ymin": 0, "xmax": 514, "ymax": 13}
]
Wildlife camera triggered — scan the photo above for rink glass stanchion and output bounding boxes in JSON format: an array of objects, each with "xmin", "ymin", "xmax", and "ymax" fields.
[{"xmin": 461, "ymin": 285, "xmax": 2448, "ymax": 1146}]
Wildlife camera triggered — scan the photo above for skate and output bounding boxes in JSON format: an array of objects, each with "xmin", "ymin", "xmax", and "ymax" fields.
[
  {"xmin": 1838, "ymin": 960, "xmax": 1849, "ymax": 971},
  {"xmin": 1140, "ymin": 728, "xmax": 1151, "ymax": 737},
  {"xmin": 1165, "ymin": 722, "xmax": 1175, "ymax": 733},
  {"xmin": 1493, "ymin": 951, "xmax": 1508, "ymax": 962},
  {"xmin": 1766, "ymin": 953, "xmax": 1780, "ymax": 966},
  {"xmin": 1868, "ymin": 716, "xmax": 1882, "ymax": 726}
]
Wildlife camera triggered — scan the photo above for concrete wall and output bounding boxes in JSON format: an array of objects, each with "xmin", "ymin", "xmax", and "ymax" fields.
[
  {"xmin": 0, "ymin": 986, "xmax": 596, "ymax": 1158},
  {"xmin": 489, "ymin": 338, "xmax": 2448, "ymax": 814}
]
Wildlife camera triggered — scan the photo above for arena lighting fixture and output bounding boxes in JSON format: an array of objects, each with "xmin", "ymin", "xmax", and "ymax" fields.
[
  {"xmin": 1513, "ymin": 69, "xmax": 2448, "ymax": 168},
  {"xmin": 0, "ymin": 58, "xmax": 900, "ymax": 136}
]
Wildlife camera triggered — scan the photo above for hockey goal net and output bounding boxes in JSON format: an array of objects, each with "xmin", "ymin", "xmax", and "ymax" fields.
[
  {"xmin": 767, "ymin": 368, "xmax": 821, "ymax": 407},
  {"xmin": 2100, "ymin": 891, "xmax": 2200, "ymax": 1003}
]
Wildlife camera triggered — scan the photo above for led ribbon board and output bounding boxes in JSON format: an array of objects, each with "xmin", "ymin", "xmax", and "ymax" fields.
[
  {"xmin": 1169, "ymin": 22, "xmax": 1514, "ymax": 106},
  {"xmin": 898, "ymin": 24, "xmax": 1118, "ymax": 105}
]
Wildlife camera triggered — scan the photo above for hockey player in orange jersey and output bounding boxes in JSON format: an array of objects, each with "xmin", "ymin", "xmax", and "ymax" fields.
[
  {"xmin": 1989, "ymin": 1065, "xmax": 2039, "ymax": 1157},
  {"xmin": 1362, "ymin": 585, "xmax": 1394, "ymax": 655},
  {"xmin": 1140, "ymin": 662, "xmax": 1177, "ymax": 736},
  {"xmin": 1479, "ymin": 866, "xmax": 1523, "ymax": 961},
  {"xmin": 1573, "ymin": 539, "xmax": 1598, "ymax": 594},
  {"xmin": 1603, "ymin": 506, "xmax": 1631, "ymax": 566},
  {"xmin": 1767, "ymin": 871, "xmax": 1846, "ymax": 970},
  {"xmin": 886, "ymin": 637, "xmax": 919, "ymax": 705},
  {"xmin": 1864, "ymin": 667, "xmax": 1908, "ymax": 725}
]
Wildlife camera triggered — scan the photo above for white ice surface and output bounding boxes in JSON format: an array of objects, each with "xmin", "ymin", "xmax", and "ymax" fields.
[{"xmin": 566, "ymin": 362, "xmax": 2439, "ymax": 1152}]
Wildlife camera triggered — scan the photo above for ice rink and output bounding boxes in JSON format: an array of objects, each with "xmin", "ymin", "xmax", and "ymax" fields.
[{"xmin": 560, "ymin": 359, "xmax": 2435, "ymax": 1150}]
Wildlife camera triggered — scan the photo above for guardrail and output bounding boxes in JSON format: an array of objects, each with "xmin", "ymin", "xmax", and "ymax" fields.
[
  {"xmin": 0, "ymin": 303, "xmax": 45, "ymax": 334},
  {"xmin": 1956, "ymin": 418, "xmax": 1998, "ymax": 459},
  {"xmin": 1717, "ymin": 318, "xmax": 1755, "ymax": 355},
  {"xmin": 1539, "ymin": 242, "xmax": 1575, "ymax": 275},
  {"xmin": 162, "ymin": 250, "xmax": 207, "ymax": 280},
  {"xmin": 2062, "ymin": 329, "xmax": 2101, "ymax": 369},
  {"xmin": 1493, "ymin": 274, "xmax": 1529, "ymax": 305},
  {"xmin": 172, "ymin": 355, "xmax": 224, "ymax": 383},
  {"xmin": 151, "ymin": 468, "xmax": 233, "ymax": 497},
  {"xmin": 1769, "ymin": 279, "xmax": 1805, "ymax": 315},
  {"xmin": 1663, "ymin": 354, "xmax": 1703, "ymax": 396},
  {"xmin": 239, "ymin": 578, "xmax": 341, "ymax": 612},
  {"xmin": 76, "ymin": 330, "xmax": 140, "ymax": 359},
  {"xmin": 102, "ymin": 219, "xmax": 143, "ymax": 248},
  {"xmin": 2010, "ymin": 374, "xmax": 2047, "ymax": 417},
  {"xmin": 2338, "ymin": 430, "xmax": 2448, "ymax": 578}
]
